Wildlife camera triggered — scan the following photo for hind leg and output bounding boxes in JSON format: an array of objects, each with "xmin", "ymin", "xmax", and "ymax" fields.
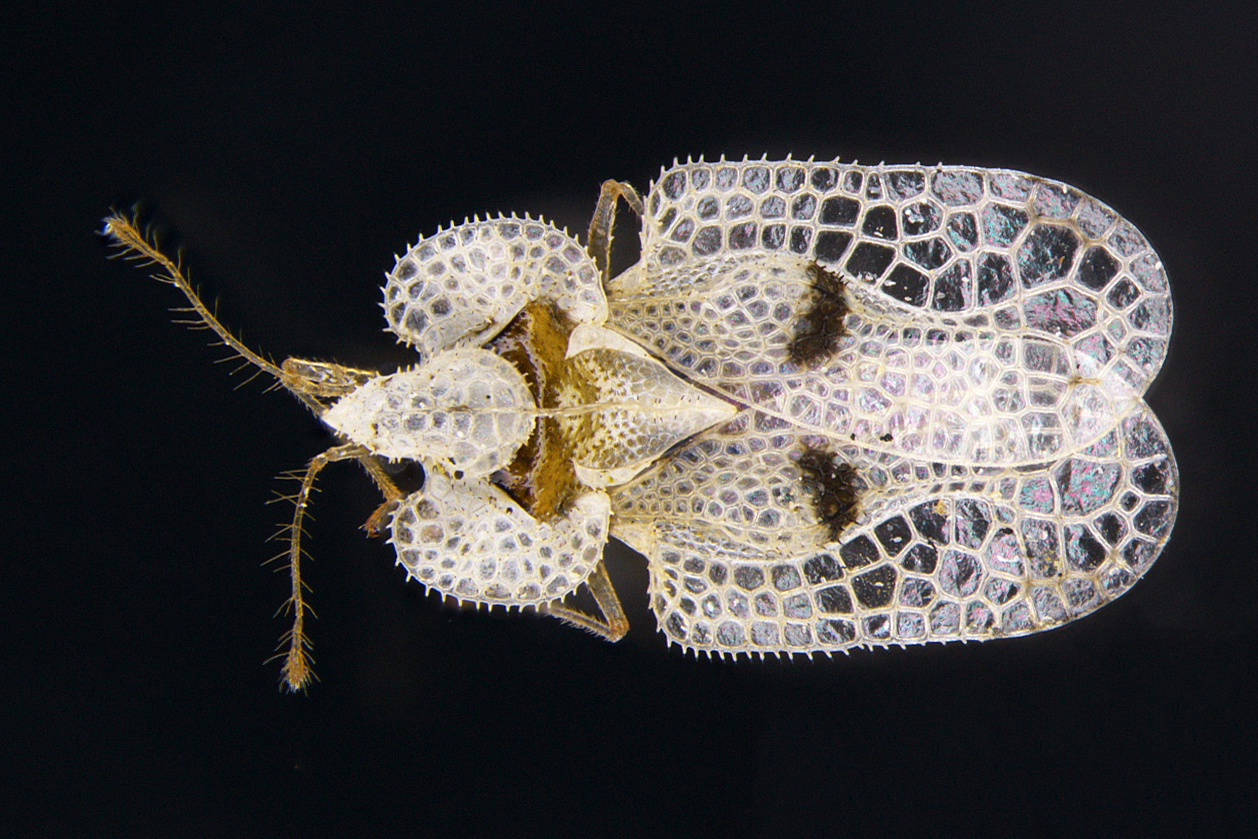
[{"xmin": 587, "ymin": 179, "xmax": 644, "ymax": 283}]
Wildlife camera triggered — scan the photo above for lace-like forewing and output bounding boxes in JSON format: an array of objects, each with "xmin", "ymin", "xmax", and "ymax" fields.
[
  {"xmin": 610, "ymin": 401, "xmax": 1176, "ymax": 655},
  {"xmin": 632, "ymin": 159, "xmax": 1169, "ymax": 388},
  {"xmin": 606, "ymin": 160, "xmax": 1172, "ymax": 466}
]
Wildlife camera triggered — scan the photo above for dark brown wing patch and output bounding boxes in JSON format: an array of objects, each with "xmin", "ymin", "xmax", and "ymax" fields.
[
  {"xmin": 796, "ymin": 443, "xmax": 860, "ymax": 542},
  {"xmin": 787, "ymin": 262, "xmax": 849, "ymax": 368}
]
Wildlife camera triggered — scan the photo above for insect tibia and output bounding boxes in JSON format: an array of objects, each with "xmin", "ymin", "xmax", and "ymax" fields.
[
  {"xmin": 587, "ymin": 179, "xmax": 645, "ymax": 282},
  {"xmin": 101, "ymin": 210, "xmax": 318, "ymax": 409},
  {"xmin": 538, "ymin": 562, "xmax": 628, "ymax": 642},
  {"xmin": 361, "ymin": 497, "xmax": 401, "ymax": 537}
]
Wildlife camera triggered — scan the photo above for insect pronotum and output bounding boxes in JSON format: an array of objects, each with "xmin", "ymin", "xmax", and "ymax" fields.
[{"xmin": 104, "ymin": 157, "xmax": 1178, "ymax": 691}]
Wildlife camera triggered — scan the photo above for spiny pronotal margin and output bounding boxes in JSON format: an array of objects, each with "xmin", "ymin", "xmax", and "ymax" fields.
[
  {"xmin": 787, "ymin": 262, "xmax": 849, "ymax": 368},
  {"xmin": 487, "ymin": 299, "xmax": 581, "ymax": 522},
  {"xmin": 796, "ymin": 444, "xmax": 860, "ymax": 542}
]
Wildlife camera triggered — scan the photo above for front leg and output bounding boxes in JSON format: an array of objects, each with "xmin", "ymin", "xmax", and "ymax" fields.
[{"xmin": 355, "ymin": 453, "xmax": 410, "ymax": 537}]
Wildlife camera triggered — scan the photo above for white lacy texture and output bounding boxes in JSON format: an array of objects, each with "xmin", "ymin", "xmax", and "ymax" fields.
[
  {"xmin": 323, "ymin": 348, "xmax": 535, "ymax": 477},
  {"xmin": 610, "ymin": 161, "xmax": 1171, "ymax": 466},
  {"xmin": 345, "ymin": 160, "xmax": 1175, "ymax": 650},
  {"xmin": 557, "ymin": 324, "xmax": 737, "ymax": 487},
  {"xmin": 389, "ymin": 472, "xmax": 610, "ymax": 606},
  {"xmin": 604, "ymin": 159, "xmax": 1177, "ymax": 656},
  {"xmin": 383, "ymin": 217, "xmax": 607, "ymax": 361}
]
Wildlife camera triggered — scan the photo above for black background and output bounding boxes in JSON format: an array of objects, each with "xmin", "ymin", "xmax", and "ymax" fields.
[{"xmin": 5, "ymin": 2, "xmax": 1255, "ymax": 836}]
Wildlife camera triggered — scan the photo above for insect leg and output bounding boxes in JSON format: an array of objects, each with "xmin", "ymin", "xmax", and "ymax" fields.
[
  {"xmin": 586, "ymin": 179, "xmax": 644, "ymax": 283},
  {"xmin": 354, "ymin": 453, "xmax": 409, "ymax": 537},
  {"xmin": 539, "ymin": 560, "xmax": 629, "ymax": 642}
]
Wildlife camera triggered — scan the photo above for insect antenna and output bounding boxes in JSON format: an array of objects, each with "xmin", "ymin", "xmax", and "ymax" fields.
[
  {"xmin": 101, "ymin": 210, "xmax": 325, "ymax": 414},
  {"xmin": 263, "ymin": 474, "xmax": 318, "ymax": 692},
  {"xmin": 265, "ymin": 443, "xmax": 390, "ymax": 691}
]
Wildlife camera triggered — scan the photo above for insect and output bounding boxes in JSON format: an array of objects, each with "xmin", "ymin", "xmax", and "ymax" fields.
[{"xmin": 104, "ymin": 157, "xmax": 1178, "ymax": 690}]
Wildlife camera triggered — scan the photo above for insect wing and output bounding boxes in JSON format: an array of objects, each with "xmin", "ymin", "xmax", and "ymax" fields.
[
  {"xmin": 384, "ymin": 217, "xmax": 608, "ymax": 360},
  {"xmin": 628, "ymin": 159, "xmax": 1170, "ymax": 391},
  {"xmin": 605, "ymin": 158, "xmax": 1178, "ymax": 653},
  {"xmin": 612, "ymin": 401, "xmax": 1176, "ymax": 655},
  {"xmin": 608, "ymin": 160, "xmax": 1172, "ymax": 466}
]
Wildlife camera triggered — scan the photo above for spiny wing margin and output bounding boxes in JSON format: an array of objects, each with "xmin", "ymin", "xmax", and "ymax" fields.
[
  {"xmin": 390, "ymin": 472, "xmax": 611, "ymax": 607},
  {"xmin": 612, "ymin": 400, "xmax": 1177, "ymax": 655},
  {"xmin": 627, "ymin": 158, "xmax": 1171, "ymax": 397},
  {"xmin": 384, "ymin": 217, "xmax": 606, "ymax": 360}
]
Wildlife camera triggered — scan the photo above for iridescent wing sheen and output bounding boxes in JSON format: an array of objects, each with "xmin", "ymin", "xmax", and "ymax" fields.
[
  {"xmin": 604, "ymin": 159, "xmax": 1177, "ymax": 655},
  {"xmin": 611, "ymin": 401, "xmax": 1176, "ymax": 655},
  {"xmin": 606, "ymin": 159, "xmax": 1172, "ymax": 466}
]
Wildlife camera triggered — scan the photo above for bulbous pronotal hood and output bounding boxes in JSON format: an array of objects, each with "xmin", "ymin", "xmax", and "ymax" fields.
[{"xmin": 322, "ymin": 347, "xmax": 536, "ymax": 477}]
